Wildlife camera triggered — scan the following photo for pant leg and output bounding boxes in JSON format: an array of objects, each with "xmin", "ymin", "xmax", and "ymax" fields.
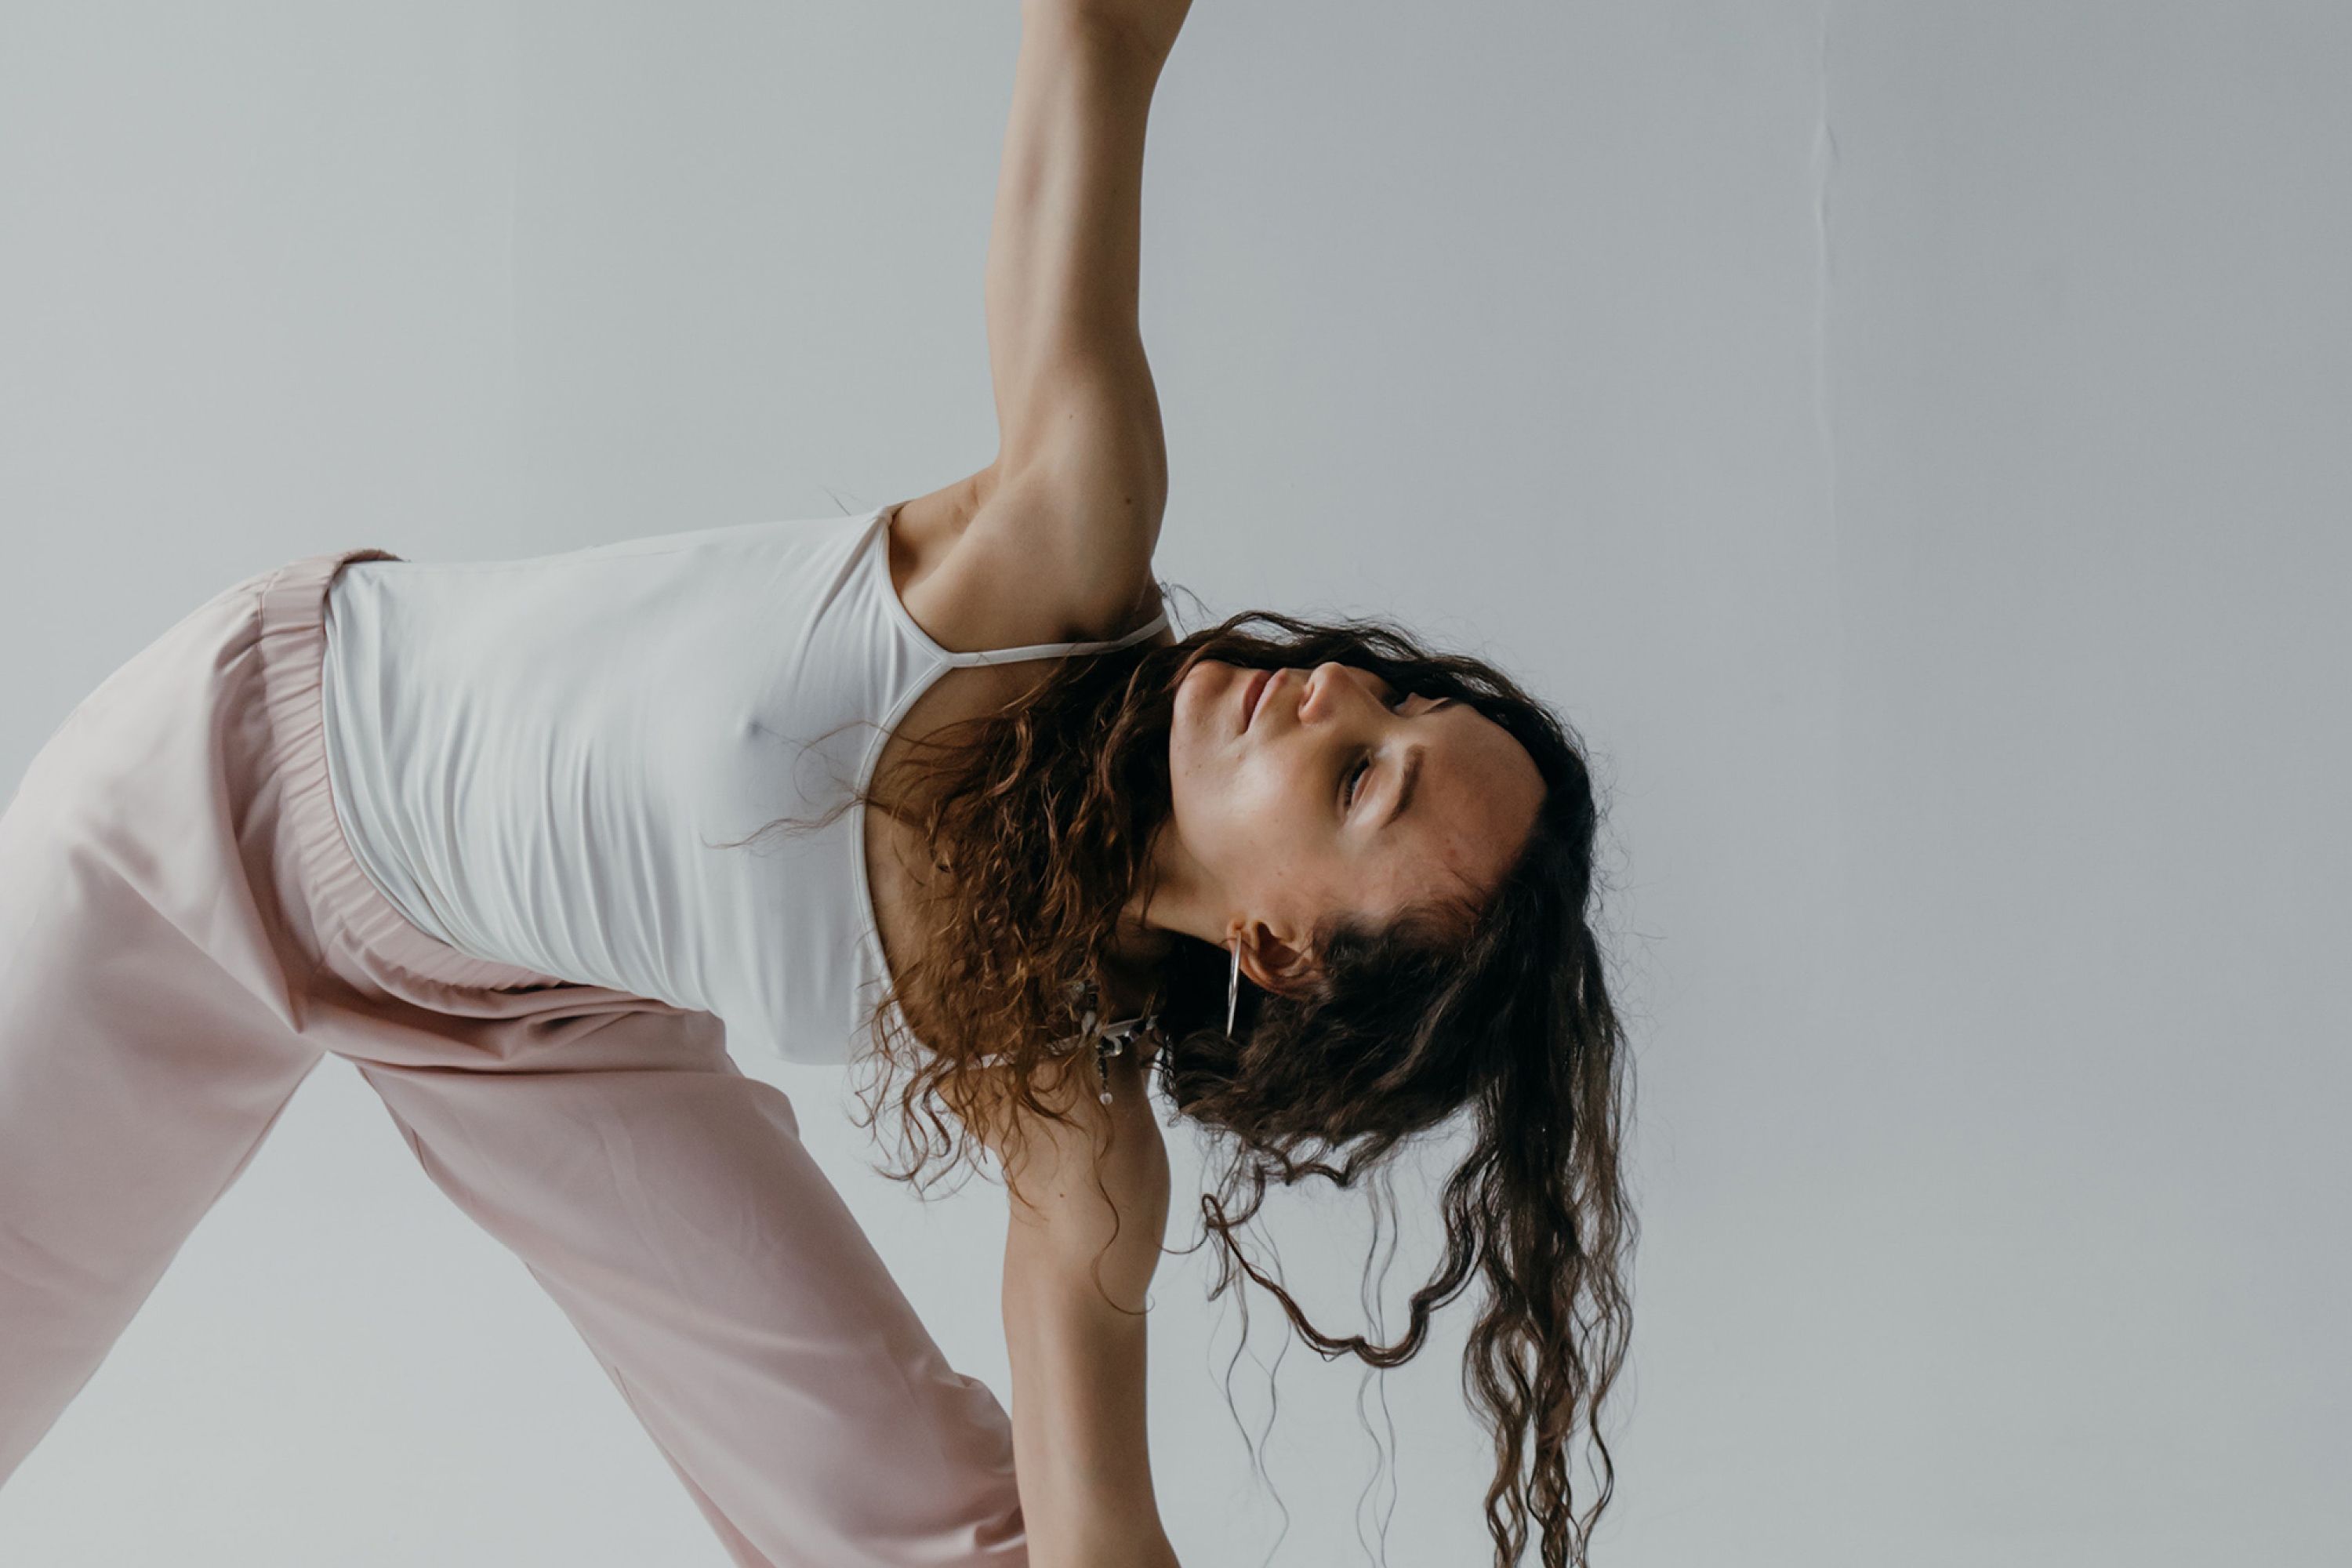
[
  {"xmin": 0, "ymin": 579, "xmax": 329, "ymax": 1486},
  {"xmin": 334, "ymin": 1009, "xmax": 1025, "ymax": 1568}
]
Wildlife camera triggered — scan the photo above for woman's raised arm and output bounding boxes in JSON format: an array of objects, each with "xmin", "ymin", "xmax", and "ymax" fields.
[{"xmin": 973, "ymin": 0, "xmax": 1189, "ymax": 636}]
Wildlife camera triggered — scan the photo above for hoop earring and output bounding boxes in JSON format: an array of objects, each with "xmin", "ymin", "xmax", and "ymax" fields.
[{"xmin": 1226, "ymin": 937, "xmax": 1242, "ymax": 1037}]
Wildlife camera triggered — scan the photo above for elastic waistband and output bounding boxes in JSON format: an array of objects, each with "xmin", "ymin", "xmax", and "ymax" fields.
[{"xmin": 253, "ymin": 547, "xmax": 575, "ymax": 996}]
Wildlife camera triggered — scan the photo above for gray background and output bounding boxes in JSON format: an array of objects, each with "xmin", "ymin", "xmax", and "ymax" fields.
[{"xmin": 3, "ymin": 2, "xmax": 2346, "ymax": 1564}]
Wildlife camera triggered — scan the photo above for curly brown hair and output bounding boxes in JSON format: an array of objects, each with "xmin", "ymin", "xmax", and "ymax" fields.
[{"xmin": 727, "ymin": 599, "xmax": 1636, "ymax": 1568}]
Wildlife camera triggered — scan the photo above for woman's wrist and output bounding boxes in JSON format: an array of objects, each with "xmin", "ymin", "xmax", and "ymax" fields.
[{"xmin": 1022, "ymin": 0, "xmax": 1188, "ymax": 69}]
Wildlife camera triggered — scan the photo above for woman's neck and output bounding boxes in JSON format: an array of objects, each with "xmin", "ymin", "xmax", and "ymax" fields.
[{"xmin": 1097, "ymin": 916, "xmax": 1177, "ymax": 1020}]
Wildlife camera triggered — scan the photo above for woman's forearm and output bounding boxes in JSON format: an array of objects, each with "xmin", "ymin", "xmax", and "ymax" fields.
[{"xmin": 1002, "ymin": 1232, "xmax": 1180, "ymax": 1567}]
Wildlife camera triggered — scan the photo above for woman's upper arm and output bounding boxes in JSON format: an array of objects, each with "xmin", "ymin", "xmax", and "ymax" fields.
[
  {"xmin": 953, "ymin": 460, "xmax": 1166, "ymax": 647},
  {"xmin": 984, "ymin": 8, "xmax": 1166, "ymax": 466},
  {"xmin": 946, "ymin": 1047, "xmax": 1171, "ymax": 1312}
]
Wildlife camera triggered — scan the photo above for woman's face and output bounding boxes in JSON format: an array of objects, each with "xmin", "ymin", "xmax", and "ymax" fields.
[{"xmin": 1152, "ymin": 658, "xmax": 1548, "ymax": 993}]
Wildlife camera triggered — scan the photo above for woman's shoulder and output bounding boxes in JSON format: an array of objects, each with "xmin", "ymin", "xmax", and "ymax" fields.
[{"xmin": 891, "ymin": 468, "xmax": 1165, "ymax": 655}]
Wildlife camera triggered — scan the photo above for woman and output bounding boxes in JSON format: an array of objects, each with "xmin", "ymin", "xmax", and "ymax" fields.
[{"xmin": 0, "ymin": 2, "xmax": 1632, "ymax": 1565}]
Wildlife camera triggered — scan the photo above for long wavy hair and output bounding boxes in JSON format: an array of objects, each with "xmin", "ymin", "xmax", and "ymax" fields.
[{"xmin": 727, "ymin": 598, "xmax": 1637, "ymax": 1568}]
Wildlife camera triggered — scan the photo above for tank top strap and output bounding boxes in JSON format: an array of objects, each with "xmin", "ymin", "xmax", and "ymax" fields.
[{"xmin": 939, "ymin": 603, "xmax": 1172, "ymax": 669}]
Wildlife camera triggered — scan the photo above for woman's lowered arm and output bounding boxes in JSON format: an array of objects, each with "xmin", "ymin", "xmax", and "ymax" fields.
[{"xmin": 959, "ymin": 1042, "xmax": 1178, "ymax": 1567}]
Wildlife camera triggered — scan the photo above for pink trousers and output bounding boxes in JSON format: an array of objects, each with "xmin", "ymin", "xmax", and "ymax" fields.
[{"xmin": 0, "ymin": 549, "xmax": 1027, "ymax": 1566}]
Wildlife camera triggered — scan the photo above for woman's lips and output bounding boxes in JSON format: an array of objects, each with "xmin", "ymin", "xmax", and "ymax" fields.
[{"xmin": 1241, "ymin": 668, "xmax": 1272, "ymax": 732}]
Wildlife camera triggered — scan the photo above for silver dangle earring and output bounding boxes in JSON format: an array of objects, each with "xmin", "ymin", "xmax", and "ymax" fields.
[{"xmin": 1226, "ymin": 937, "xmax": 1242, "ymax": 1037}]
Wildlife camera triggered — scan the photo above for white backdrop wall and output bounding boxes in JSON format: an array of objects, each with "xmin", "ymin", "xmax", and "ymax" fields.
[{"xmin": 2, "ymin": 3, "xmax": 2344, "ymax": 1565}]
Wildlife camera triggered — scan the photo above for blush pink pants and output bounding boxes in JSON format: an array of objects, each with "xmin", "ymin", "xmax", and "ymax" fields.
[{"xmin": 0, "ymin": 549, "xmax": 1026, "ymax": 1566}]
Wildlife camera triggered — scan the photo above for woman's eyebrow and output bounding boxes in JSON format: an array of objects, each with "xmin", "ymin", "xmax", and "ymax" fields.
[
  {"xmin": 1381, "ymin": 746, "xmax": 1425, "ymax": 830},
  {"xmin": 1377, "ymin": 695, "xmax": 1452, "ymax": 830},
  {"xmin": 1374, "ymin": 691, "xmax": 1449, "ymax": 827}
]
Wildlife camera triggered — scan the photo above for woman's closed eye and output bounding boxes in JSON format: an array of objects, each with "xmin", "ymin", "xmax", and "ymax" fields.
[{"xmin": 1344, "ymin": 688, "xmax": 1419, "ymax": 808}]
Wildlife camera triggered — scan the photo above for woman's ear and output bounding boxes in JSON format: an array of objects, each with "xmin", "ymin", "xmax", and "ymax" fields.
[{"xmin": 1236, "ymin": 920, "xmax": 1314, "ymax": 999}]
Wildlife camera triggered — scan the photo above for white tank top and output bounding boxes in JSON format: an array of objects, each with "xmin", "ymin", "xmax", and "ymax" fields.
[{"xmin": 317, "ymin": 501, "xmax": 1170, "ymax": 1066}]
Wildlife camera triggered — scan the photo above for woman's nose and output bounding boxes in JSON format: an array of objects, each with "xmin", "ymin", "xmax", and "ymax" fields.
[{"xmin": 1299, "ymin": 662, "xmax": 1348, "ymax": 720}]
